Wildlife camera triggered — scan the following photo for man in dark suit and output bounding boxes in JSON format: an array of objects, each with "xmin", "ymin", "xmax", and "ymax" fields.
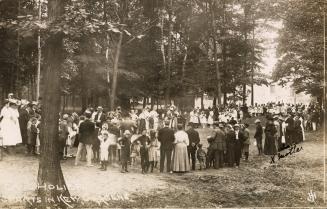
[
  {"xmin": 212, "ymin": 122, "xmax": 226, "ymax": 169},
  {"xmin": 75, "ymin": 111, "xmax": 95, "ymax": 167},
  {"xmin": 233, "ymin": 124, "xmax": 244, "ymax": 168},
  {"xmin": 94, "ymin": 106, "xmax": 106, "ymax": 128},
  {"xmin": 186, "ymin": 124, "xmax": 200, "ymax": 170},
  {"xmin": 158, "ymin": 120, "xmax": 175, "ymax": 173},
  {"xmin": 18, "ymin": 101, "xmax": 30, "ymax": 147}
]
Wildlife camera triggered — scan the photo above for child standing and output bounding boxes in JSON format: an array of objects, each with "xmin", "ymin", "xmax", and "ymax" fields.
[
  {"xmin": 27, "ymin": 117, "xmax": 38, "ymax": 155},
  {"xmin": 130, "ymin": 140, "xmax": 140, "ymax": 166},
  {"xmin": 98, "ymin": 130, "xmax": 111, "ymax": 171},
  {"xmin": 206, "ymin": 136, "xmax": 214, "ymax": 168},
  {"xmin": 148, "ymin": 130, "xmax": 160, "ymax": 172},
  {"xmin": 197, "ymin": 144, "xmax": 206, "ymax": 170}
]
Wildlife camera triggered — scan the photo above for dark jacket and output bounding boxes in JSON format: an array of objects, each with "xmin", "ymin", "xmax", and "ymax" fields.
[
  {"xmin": 136, "ymin": 135, "xmax": 150, "ymax": 148},
  {"xmin": 254, "ymin": 124, "xmax": 263, "ymax": 140},
  {"xmin": 158, "ymin": 126, "xmax": 175, "ymax": 150},
  {"xmin": 212, "ymin": 128, "xmax": 226, "ymax": 151},
  {"xmin": 94, "ymin": 112, "xmax": 106, "ymax": 128},
  {"xmin": 19, "ymin": 108, "xmax": 30, "ymax": 144},
  {"xmin": 186, "ymin": 128, "xmax": 200, "ymax": 152},
  {"xmin": 264, "ymin": 123, "xmax": 277, "ymax": 155},
  {"xmin": 119, "ymin": 136, "xmax": 131, "ymax": 162},
  {"xmin": 285, "ymin": 117, "xmax": 294, "ymax": 131},
  {"xmin": 78, "ymin": 119, "xmax": 95, "ymax": 145}
]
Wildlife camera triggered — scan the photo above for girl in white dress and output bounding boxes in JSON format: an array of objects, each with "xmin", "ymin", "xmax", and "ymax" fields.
[
  {"xmin": 0, "ymin": 100, "xmax": 22, "ymax": 146},
  {"xmin": 199, "ymin": 111, "xmax": 207, "ymax": 128}
]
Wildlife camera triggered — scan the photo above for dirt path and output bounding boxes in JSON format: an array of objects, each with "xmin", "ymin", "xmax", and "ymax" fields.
[{"xmin": 0, "ymin": 122, "xmax": 325, "ymax": 208}]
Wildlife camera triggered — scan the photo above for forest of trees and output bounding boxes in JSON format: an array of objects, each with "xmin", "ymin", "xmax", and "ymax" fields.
[
  {"xmin": 0, "ymin": 0, "xmax": 324, "ymax": 112},
  {"xmin": 0, "ymin": 0, "xmax": 274, "ymax": 112},
  {"xmin": 1, "ymin": 0, "xmax": 324, "ymax": 112}
]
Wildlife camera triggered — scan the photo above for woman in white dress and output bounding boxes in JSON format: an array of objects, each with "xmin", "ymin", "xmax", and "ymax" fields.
[
  {"xmin": 171, "ymin": 124, "xmax": 190, "ymax": 172},
  {"xmin": 0, "ymin": 99, "xmax": 22, "ymax": 146}
]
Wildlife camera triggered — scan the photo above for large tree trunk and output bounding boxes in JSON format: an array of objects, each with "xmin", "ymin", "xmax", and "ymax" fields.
[
  {"xmin": 159, "ymin": 9, "xmax": 166, "ymax": 80},
  {"xmin": 110, "ymin": 32, "xmax": 123, "ymax": 110},
  {"xmin": 36, "ymin": 1, "xmax": 70, "ymax": 208},
  {"xmin": 251, "ymin": 18, "xmax": 255, "ymax": 106},
  {"xmin": 80, "ymin": 67, "xmax": 87, "ymax": 113},
  {"xmin": 210, "ymin": 0, "xmax": 222, "ymax": 106},
  {"xmin": 36, "ymin": 0, "xmax": 42, "ymax": 100},
  {"xmin": 104, "ymin": 0, "xmax": 111, "ymax": 109},
  {"xmin": 242, "ymin": 3, "xmax": 250, "ymax": 105},
  {"xmin": 221, "ymin": 0, "xmax": 227, "ymax": 106},
  {"xmin": 165, "ymin": 0, "xmax": 173, "ymax": 105}
]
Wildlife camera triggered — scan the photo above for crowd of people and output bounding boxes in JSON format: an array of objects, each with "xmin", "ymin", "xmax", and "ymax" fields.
[{"xmin": 0, "ymin": 92, "xmax": 324, "ymax": 174}]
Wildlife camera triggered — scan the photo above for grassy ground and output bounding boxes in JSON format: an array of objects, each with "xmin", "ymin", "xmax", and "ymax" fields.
[{"xmin": 0, "ymin": 117, "xmax": 325, "ymax": 208}]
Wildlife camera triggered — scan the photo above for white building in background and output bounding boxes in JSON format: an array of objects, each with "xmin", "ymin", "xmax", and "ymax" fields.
[
  {"xmin": 194, "ymin": 83, "xmax": 314, "ymax": 108},
  {"xmin": 251, "ymin": 83, "xmax": 313, "ymax": 105}
]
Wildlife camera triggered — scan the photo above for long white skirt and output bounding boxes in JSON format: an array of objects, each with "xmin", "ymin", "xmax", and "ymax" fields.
[
  {"xmin": 172, "ymin": 143, "xmax": 190, "ymax": 172},
  {"xmin": 0, "ymin": 117, "xmax": 22, "ymax": 146}
]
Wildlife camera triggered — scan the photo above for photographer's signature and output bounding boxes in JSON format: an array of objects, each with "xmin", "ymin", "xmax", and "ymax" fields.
[{"xmin": 270, "ymin": 144, "xmax": 303, "ymax": 164}]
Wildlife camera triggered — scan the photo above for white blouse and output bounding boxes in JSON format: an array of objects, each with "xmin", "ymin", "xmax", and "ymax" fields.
[{"xmin": 174, "ymin": 131, "xmax": 189, "ymax": 146}]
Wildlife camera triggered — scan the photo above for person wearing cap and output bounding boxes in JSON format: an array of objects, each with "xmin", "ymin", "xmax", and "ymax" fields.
[
  {"xmin": 225, "ymin": 124, "xmax": 236, "ymax": 167},
  {"xmin": 158, "ymin": 120, "xmax": 175, "ymax": 173},
  {"xmin": 75, "ymin": 112, "xmax": 96, "ymax": 167},
  {"xmin": 27, "ymin": 117, "xmax": 38, "ymax": 155},
  {"xmin": 211, "ymin": 122, "xmax": 226, "ymax": 169},
  {"xmin": 134, "ymin": 130, "xmax": 150, "ymax": 174},
  {"xmin": 254, "ymin": 119, "xmax": 263, "ymax": 155},
  {"xmin": 119, "ymin": 130, "xmax": 132, "ymax": 173},
  {"xmin": 186, "ymin": 123, "xmax": 200, "ymax": 170},
  {"xmin": 92, "ymin": 106, "xmax": 106, "ymax": 163},
  {"xmin": 0, "ymin": 99, "xmax": 22, "ymax": 150},
  {"xmin": 242, "ymin": 123, "xmax": 250, "ymax": 161},
  {"xmin": 264, "ymin": 116, "xmax": 278, "ymax": 158}
]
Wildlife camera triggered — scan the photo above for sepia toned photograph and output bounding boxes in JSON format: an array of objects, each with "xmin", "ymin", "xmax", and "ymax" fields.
[{"xmin": 0, "ymin": 0, "xmax": 326, "ymax": 208}]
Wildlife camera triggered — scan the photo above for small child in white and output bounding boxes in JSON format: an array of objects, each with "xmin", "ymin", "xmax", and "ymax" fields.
[{"xmin": 99, "ymin": 130, "xmax": 111, "ymax": 171}]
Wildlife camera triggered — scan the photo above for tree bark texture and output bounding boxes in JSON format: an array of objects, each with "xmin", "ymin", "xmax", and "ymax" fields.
[
  {"xmin": 210, "ymin": 0, "xmax": 222, "ymax": 105},
  {"xmin": 36, "ymin": 0, "xmax": 70, "ymax": 208}
]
